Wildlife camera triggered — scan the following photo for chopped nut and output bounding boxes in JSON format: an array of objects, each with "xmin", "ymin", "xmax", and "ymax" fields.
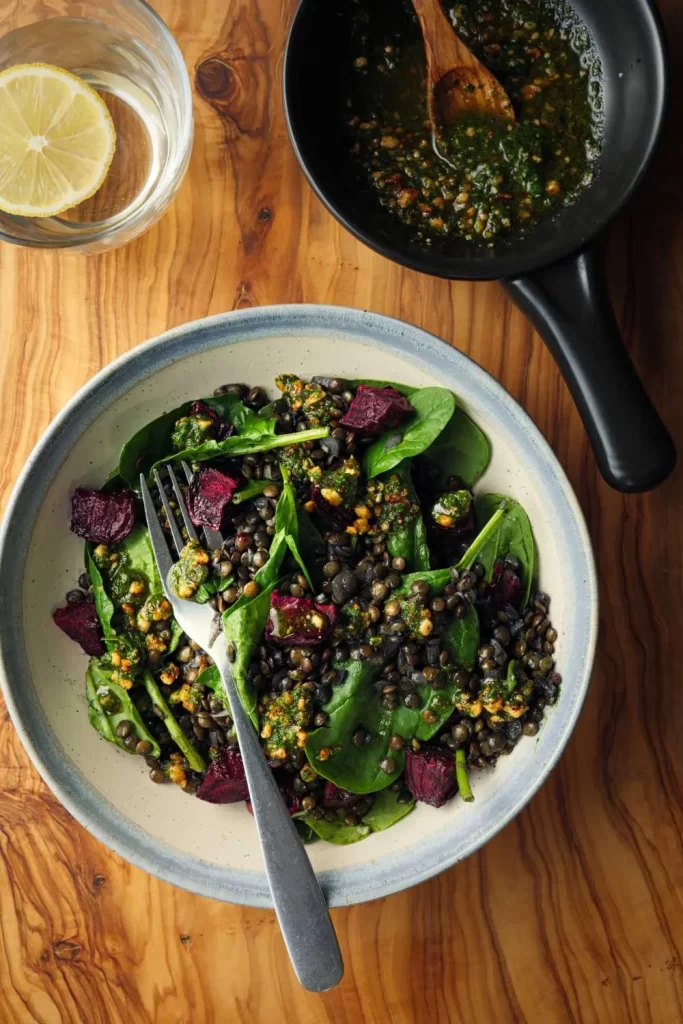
[
  {"xmin": 397, "ymin": 187, "xmax": 419, "ymax": 208},
  {"xmin": 320, "ymin": 487, "xmax": 343, "ymax": 506},
  {"xmin": 380, "ymin": 135, "xmax": 400, "ymax": 150},
  {"xmin": 160, "ymin": 664, "xmax": 180, "ymax": 686}
]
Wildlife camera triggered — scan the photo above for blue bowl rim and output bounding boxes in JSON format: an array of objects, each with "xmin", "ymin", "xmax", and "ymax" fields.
[{"xmin": 0, "ymin": 304, "xmax": 598, "ymax": 907}]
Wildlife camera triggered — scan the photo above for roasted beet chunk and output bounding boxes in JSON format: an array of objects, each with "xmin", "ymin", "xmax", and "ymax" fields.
[
  {"xmin": 322, "ymin": 782, "xmax": 362, "ymax": 810},
  {"xmin": 491, "ymin": 559, "xmax": 522, "ymax": 609},
  {"xmin": 186, "ymin": 467, "xmax": 240, "ymax": 531},
  {"xmin": 70, "ymin": 488, "xmax": 136, "ymax": 545},
  {"xmin": 405, "ymin": 746, "xmax": 456, "ymax": 808},
  {"xmin": 339, "ymin": 385, "xmax": 414, "ymax": 435},
  {"xmin": 310, "ymin": 485, "xmax": 355, "ymax": 529},
  {"xmin": 265, "ymin": 590, "xmax": 337, "ymax": 645},
  {"xmin": 53, "ymin": 597, "xmax": 104, "ymax": 656},
  {"xmin": 196, "ymin": 748, "xmax": 249, "ymax": 804},
  {"xmin": 189, "ymin": 400, "xmax": 234, "ymax": 442}
]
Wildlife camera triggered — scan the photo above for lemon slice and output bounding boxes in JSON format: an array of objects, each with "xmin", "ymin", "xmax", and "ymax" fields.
[{"xmin": 0, "ymin": 63, "xmax": 116, "ymax": 218}]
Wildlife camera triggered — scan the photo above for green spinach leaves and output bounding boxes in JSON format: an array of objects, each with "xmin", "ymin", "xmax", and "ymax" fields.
[
  {"xmin": 117, "ymin": 394, "xmax": 328, "ymax": 488},
  {"xmin": 364, "ymin": 387, "xmax": 456, "ymax": 478},
  {"xmin": 151, "ymin": 425, "xmax": 328, "ymax": 477},
  {"xmin": 302, "ymin": 788, "xmax": 415, "ymax": 844},
  {"xmin": 86, "ymin": 661, "xmax": 160, "ymax": 757},
  {"xmin": 304, "ymin": 603, "xmax": 479, "ymax": 793},
  {"xmin": 419, "ymin": 406, "xmax": 490, "ymax": 489},
  {"xmin": 383, "ymin": 462, "xmax": 430, "ymax": 573},
  {"xmin": 86, "ymin": 549, "xmax": 116, "ymax": 638},
  {"xmin": 459, "ymin": 494, "xmax": 535, "ymax": 605}
]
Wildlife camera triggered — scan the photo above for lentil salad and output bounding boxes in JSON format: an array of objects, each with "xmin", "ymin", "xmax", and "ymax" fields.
[
  {"xmin": 346, "ymin": 0, "xmax": 603, "ymax": 247},
  {"xmin": 55, "ymin": 375, "xmax": 561, "ymax": 845}
]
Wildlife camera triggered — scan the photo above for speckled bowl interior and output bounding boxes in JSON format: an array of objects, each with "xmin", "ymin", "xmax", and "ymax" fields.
[{"xmin": 0, "ymin": 306, "xmax": 597, "ymax": 907}]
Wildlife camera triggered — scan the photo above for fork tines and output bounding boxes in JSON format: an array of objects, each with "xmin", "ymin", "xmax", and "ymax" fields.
[{"xmin": 140, "ymin": 464, "xmax": 224, "ymax": 558}]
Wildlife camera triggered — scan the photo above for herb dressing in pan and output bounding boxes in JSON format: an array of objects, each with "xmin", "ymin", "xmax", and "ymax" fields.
[{"xmin": 347, "ymin": 0, "xmax": 603, "ymax": 247}]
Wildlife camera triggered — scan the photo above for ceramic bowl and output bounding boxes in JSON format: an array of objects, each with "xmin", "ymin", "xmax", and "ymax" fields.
[{"xmin": 0, "ymin": 306, "xmax": 597, "ymax": 907}]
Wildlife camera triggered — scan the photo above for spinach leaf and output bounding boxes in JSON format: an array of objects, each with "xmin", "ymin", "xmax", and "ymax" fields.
[
  {"xmin": 420, "ymin": 406, "xmax": 490, "ymax": 489},
  {"xmin": 505, "ymin": 659, "xmax": 524, "ymax": 696},
  {"xmin": 383, "ymin": 462, "xmax": 430, "ymax": 572},
  {"xmin": 118, "ymin": 403, "xmax": 190, "ymax": 488},
  {"xmin": 303, "ymin": 788, "xmax": 415, "ymax": 845},
  {"xmin": 85, "ymin": 549, "xmax": 116, "ymax": 638},
  {"xmin": 117, "ymin": 394, "xmax": 281, "ymax": 486},
  {"xmin": 397, "ymin": 495, "xmax": 536, "ymax": 607},
  {"xmin": 284, "ymin": 534, "xmax": 313, "ymax": 590},
  {"xmin": 276, "ymin": 474, "xmax": 314, "ymax": 588},
  {"xmin": 294, "ymin": 820, "xmax": 319, "ymax": 844},
  {"xmin": 305, "ymin": 603, "xmax": 478, "ymax": 793},
  {"xmin": 459, "ymin": 494, "xmax": 535, "ymax": 606},
  {"xmin": 142, "ymin": 672, "xmax": 206, "ymax": 771},
  {"xmin": 196, "ymin": 664, "xmax": 220, "ymax": 692},
  {"xmin": 275, "ymin": 468, "xmax": 298, "ymax": 537},
  {"xmin": 205, "ymin": 394, "xmax": 277, "ymax": 441},
  {"xmin": 223, "ymin": 473, "xmax": 311, "ymax": 625},
  {"xmin": 86, "ymin": 665, "xmax": 115, "ymax": 744},
  {"xmin": 222, "ymin": 580, "xmax": 279, "ymax": 727},
  {"xmin": 394, "ymin": 567, "xmax": 453, "ymax": 597},
  {"xmin": 294, "ymin": 509, "xmax": 325, "ymax": 591},
  {"xmin": 151, "ymin": 425, "xmax": 329, "ymax": 476},
  {"xmin": 167, "ymin": 618, "xmax": 184, "ymax": 655},
  {"xmin": 364, "ymin": 388, "xmax": 456, "ymax": 479},
  {"xmin": 86, "ymin": 660, "xmax": 160, "ymax": 757},
  {"xmin": 118, "ymin": 524, "xmax": 162, "ymax": 594},
  {"xmin": 223, "ymin": 530, "xmax": 289, "ymax": 623},
  {"xmin": 441, "ymin": 603, "xmax": 479, "ymax": 671}
]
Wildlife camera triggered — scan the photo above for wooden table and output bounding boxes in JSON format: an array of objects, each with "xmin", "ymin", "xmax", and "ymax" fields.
[{"xmin": 0, "ymin": 1, "xmax": 681, "ymax": 1021}]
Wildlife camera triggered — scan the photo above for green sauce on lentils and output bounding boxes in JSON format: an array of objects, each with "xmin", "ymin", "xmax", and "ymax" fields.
[{"xmin": 347, "ymin": 0, "xmax": 603, "ymax": 247}]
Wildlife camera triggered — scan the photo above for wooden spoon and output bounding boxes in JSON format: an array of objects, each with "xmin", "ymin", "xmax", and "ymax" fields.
[{"xmin": 411, "ymin": 0, "xmax": 515, "ymax": 127}]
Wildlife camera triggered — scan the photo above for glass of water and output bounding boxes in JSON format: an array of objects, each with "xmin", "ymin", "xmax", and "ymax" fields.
[{"xmin": 0, "ymin": 0, "xmax": 193, "ymax": 251}]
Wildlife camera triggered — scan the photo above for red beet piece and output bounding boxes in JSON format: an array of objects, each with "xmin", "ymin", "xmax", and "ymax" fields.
[
  {"xmin": 189, "ymin": 400, "xmax": 234, "ymax": 442},
  {"xmin": 265, "ymin": 590, "xmax": 337, "ymax": 645},
  {"xmin": 491, "ymin": 559, "xmax": 522, "ymax": 609},
  {"xmin": 339, "ymin": 385, "xmax": 413, "ymax": 435},
  {"xmin": 322, "ymin": 782, "xmax": 361, "ymax": 810},
  {"xmin": 186, "ymin": 467, "xmax": 240, "ymax": 531},
  {"xmin": 405, "ymin": 747, "xmax": 456, "ymax": 808},
  {"xmin": 196, "ymin": 748, "xmax": 249, "ymax": 804},
  {"xmin": 310, "ymin": 485, "xmax": 355, "ymax": 528},
  {"xmin": 53, "ymin": 598, "xmax": 104, "ymax": 656},
  {"xmin": 70, "ymin": 488, "xmax": 136, "ymax": 545}
]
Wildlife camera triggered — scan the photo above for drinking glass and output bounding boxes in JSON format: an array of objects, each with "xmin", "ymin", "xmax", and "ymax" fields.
[{"xmin": 0, "ymin": 0, "xmax": 193, "ymax": 251}]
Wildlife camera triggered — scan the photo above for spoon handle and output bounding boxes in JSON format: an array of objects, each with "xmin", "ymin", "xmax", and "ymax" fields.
[{"xmin": 213, "ymin": 645, "xmax": 344, "ymax": 992}]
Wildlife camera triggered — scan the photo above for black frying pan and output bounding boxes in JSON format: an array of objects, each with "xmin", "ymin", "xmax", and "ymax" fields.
[{"xmin": 283, "ymin": 0, "xmax": 676, "ymax": 492}]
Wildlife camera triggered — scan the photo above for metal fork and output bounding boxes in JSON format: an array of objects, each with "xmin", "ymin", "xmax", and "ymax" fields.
[{"xmin": 140, "ymin": 466, "xmax": 343, "ymax": 992}]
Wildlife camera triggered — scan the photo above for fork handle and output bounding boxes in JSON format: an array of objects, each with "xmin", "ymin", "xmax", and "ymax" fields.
[{"xmin": 212, "ymin": 647, "xmax": 343, "ymax": 992}]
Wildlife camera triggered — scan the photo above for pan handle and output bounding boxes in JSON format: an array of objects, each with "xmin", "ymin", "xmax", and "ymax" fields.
[{"xmin": 503, "ymin": 246, "xmax": 676, "ymax": 493}]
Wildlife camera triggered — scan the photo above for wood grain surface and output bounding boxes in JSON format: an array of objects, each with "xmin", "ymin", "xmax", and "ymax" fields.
[{"xmin": 0, "ymin": 1, "xmax": 682, "ymax": 1021}]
